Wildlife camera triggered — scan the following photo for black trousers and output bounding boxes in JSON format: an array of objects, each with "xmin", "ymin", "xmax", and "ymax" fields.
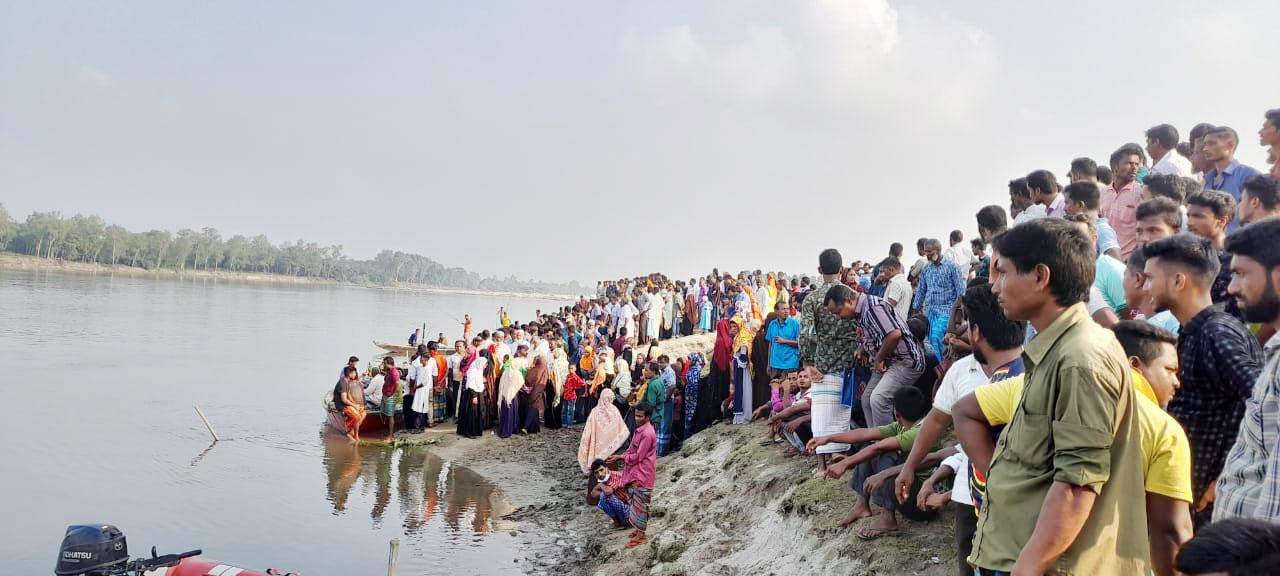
[{"xmin": 955, "ymin": 503, "xmax": 977, "ymax": 576}]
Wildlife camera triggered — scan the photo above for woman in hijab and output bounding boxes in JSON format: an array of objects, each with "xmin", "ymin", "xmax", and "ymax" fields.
[
  {"xmin": 684, "ymin": 289, "xmax": 700, "ymax": 337},
  {"xmin": 730, "ymin": 316, "xmax": 757, "ymax": 424},
  {"xmin": 612, "ymin": 356, "xmax": 633, "ymax": 402},
  {"xmin": 545, "ymin": 347, "xmax": 569, "ymax": 429},
  {"xmin": 577, "ymin": 388, "xmax": 630, "ymax": 475},
  {"xmin": 521, "ymin": 355, "xmax": 549, "ymax": 434},
  {"xmin": 697, "ymin": 318, "xmax": 734, "ymax": 430},
  {"xmin": 682, "ymin": 352, "xmax": 705, "ymax": 439},
  {"xmin": 496, "ymin": 347, "xmax": 529, "ymax": 438},
  {"xmin": 457, "ymin": 347, "xmax": 487, "ymax": 438},
  {"xmin": 751, "ymin": 314, "xmax": 774, "ymax": 413},
  {"xmin": 575, "ymin": 345, "xmax": 596, "ymax": 422}
]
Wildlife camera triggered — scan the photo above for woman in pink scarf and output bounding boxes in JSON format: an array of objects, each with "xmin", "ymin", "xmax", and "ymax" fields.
[{"xmin": 577, "ymin": 388, "xmax": 630, "ymax": 475}]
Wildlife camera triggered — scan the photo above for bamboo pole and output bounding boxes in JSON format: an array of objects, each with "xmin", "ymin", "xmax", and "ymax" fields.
[
  {"xmin": 386, "ymin": 538, "xmax": 399, "ymax": 576},
  {"xmin": 194, "ymin": 405, "xmax": 219, "ymax": 442}
]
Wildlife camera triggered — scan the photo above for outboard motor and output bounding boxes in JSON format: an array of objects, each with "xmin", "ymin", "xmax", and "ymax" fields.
[{"xmin": 54, "ymin": 525, "xmax": 128, "ymax": 576}]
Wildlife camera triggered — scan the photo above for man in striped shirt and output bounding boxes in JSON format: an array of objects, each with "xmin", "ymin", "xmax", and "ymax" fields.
[
  {"xmin": 825, "ymin": 283, "xmax": 926, "ymax": 428},
  {"xmin": 911, "ymin": 238, "xmax": 966, "ymax": 363},
  {"xmin": 1215, "ymin": 218, "xmax": 1280, "ymax": 522}
]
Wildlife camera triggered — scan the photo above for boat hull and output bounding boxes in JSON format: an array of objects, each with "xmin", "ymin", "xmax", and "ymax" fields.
[
  {"xmin": 325, "ymin": 408, "xmax": 402, "ymax": 435},
  {"xmin": 142, "ymin": 557, "xmax": 274, "ymax": 576}
]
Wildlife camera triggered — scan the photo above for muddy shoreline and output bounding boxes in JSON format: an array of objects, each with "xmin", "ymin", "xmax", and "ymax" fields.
[{"xmin": 388, "ymin": 415, "xmax": 954, "ymax": 576}]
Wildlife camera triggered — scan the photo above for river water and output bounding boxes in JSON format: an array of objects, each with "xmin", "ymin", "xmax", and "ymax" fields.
[{"xmin": 0, "ymin": 269, "xmax": 570, "ymax": 575}]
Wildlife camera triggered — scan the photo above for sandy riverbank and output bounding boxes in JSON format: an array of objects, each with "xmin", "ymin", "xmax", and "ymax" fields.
[{"xmin": 0, "ymin": 253, "xmax": 577, "ymax": 300}]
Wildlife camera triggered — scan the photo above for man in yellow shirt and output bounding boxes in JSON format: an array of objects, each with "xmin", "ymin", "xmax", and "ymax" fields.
[{"xmin": 954, "ymin": 320, "xmax": 1193, "ymax": 576}]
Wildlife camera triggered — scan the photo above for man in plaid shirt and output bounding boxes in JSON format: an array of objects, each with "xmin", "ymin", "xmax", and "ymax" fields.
[
  {"xmin": 1215, "ymin": 218, "xmax": 1280, "ymax": 522},
  {"xmin": 911, "ymin": 238, "xmax": 966, "ymax": 363},
  {"xmin": 1143, "ymin": 234, "xmax": 1263, "ymax": 526}
]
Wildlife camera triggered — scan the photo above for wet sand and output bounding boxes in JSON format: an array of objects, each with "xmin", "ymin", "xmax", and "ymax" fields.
[{"xmin": 377, "ymin": 417, "xmax": 954, "ymax": 576}]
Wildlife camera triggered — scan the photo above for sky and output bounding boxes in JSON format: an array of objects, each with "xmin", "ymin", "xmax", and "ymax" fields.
[{"xmin": 2, "ymin": 1, "xmax": 1278, "ymax": 285}]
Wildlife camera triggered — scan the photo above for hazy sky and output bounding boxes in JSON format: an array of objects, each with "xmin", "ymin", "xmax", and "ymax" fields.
[{"xmin": 3, "ymin": 1, "xmax": 1278, "ymax": 284}]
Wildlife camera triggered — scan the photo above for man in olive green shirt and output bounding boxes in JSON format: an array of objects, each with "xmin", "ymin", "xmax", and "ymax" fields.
[{"xmin": 966, "ymin": 219, "xmax": 1148, "ymax": 575}]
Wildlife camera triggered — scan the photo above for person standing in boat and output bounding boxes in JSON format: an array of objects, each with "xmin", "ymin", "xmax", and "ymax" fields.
[
  {"xmin": 408, "ymin": 328, "xmax": 420, "ymax": 347},
  {"xmin": 342, "ymin": 356, "xmax": 360, "ymax": 379},
  {"xmin": 380, "ymin": 357, "xmax": 400, "ymax": 439}
]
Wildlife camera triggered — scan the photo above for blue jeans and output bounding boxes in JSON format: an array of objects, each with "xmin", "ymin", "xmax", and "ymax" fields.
[
  {"xmin": 562, "ymin": 399, "xmax": 577, "ymax": 426},
  {"xmin": 927, "ymin": 309, "xmax": 951, "ymax": 364},
  {"xmin": 974, "ymin": 569, "xmax": 1009, "ymax": 576}
]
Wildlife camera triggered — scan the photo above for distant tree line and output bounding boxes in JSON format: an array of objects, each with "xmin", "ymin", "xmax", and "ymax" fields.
[{"xmin": 0, "ymin": 204, "xmax": 581, "ymax": 294}]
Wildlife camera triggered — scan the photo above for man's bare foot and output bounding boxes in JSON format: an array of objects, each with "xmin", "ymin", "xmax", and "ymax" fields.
[
  {"xmin": 856, "ymin": 511, "xmax": 900, "ymax": 540},
  {"xmin": 839, "ymin": 502, "xmax": 872, "ymax": 528}
]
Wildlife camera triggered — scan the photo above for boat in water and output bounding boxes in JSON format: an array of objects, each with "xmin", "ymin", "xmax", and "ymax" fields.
[
  {"xmin": 54, "ymin": 524, "xmax": 294, "ymax": 576},
  {"xmin": 321, "ymin": 391, "xmax": 402, "ymax": 436},
  {"xmin": 373, "ymin": 340, "xmax": 458, "ymax": 356}
]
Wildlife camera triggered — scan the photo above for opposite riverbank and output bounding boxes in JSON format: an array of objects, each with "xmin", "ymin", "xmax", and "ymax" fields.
[{"xmin": 0, "ymin": 253, "xmax": 578, "ymax": 300}]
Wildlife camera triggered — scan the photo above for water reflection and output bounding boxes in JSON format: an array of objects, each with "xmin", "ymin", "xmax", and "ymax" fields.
[{"xmin": 321, "ymin": 434, "xmax": 512, "ymax": 541}]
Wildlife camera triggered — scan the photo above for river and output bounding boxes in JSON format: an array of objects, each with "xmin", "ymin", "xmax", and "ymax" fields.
[{"xmin": 0, "ymin": 269, "xmax": 571, "ymax": 575}]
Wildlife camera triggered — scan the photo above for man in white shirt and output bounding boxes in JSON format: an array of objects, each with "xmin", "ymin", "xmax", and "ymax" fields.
[
  {"xmin": 893, "ymin": 284, "xmax": 1027, "ymax": 575},
  {"xmin": 878, "ymin": 257, "xmax": 913, "ymax": 322},
  {"xmin": 1146, "ymin": 123, "xmax": 1193, "ymax": 177},
  {"xmin": 363, "ymin": 369, "xmax": 385, "ymax": 408},
  {"xmin": 1028, "ymin": 169, "xmax": 1066, "ymax": 218},
  {"xmin": 943, "ymin": 229, "xmax": 975, "ymax": 272},
  {"xmin": 1009, "ymin": 177, "xmax": 1046, "ymax": 227}
]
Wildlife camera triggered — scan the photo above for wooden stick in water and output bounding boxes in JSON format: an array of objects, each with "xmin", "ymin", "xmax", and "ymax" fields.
[
  {"xmin": 387, "ymin": 538, "xmax": 399, "ymax": 576},
  {"xmin": 194, "ymin": 405, "xmax": 219, "ymax": 442}
]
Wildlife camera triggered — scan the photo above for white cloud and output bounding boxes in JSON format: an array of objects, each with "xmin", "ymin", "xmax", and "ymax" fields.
[{"xmin": 632, "ymin": 0, "xmax": 998, "ymax": 125}]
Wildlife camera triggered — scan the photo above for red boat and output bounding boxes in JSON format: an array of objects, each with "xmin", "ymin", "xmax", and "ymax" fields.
[
  {"xmin": 321, "ymin": 391, "xmax": 401, "ymax": 436},
  {"xmin": 55, "ymin": 524, "xmax": 297, "ymax": 576},
  {"xmin": 138, "ymin": 557, "xmax": 280, "ymax": 575}
]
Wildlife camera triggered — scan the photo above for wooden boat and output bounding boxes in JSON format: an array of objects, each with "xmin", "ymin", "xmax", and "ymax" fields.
[
  {"xmin": 373, "ymin": 340, "xmax": 457, "ymax": 356},
  {"xmin": 373, "ymin": 340, "xmax": 416, "ymax": 355},
  {"xmin": 322, "ymin": 391, "xmax": 402, "ymax": 435}
]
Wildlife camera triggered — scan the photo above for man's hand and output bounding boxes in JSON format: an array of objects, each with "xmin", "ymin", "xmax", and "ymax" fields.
[
  {"xmin": 805, "ymin": 436, "xmax": 828, "ymax": 454},
  {"xmin": 875, "ymin": 358, "xmax": 888, "ymax": 373},
  {"xmin": 824, "ymin": 460, "xmax": 850, "ymax": 479},
  {"xmin": 785, "ymin": 418, "xmax": 804, "ymax": 433},
  {"xmin": 864, "ymin": 469, "xmax": 893, "ymax": 495},
  {"xmin": 605, "ymin": 455, "xmax": 621, "ymax": 465},
  {"xmin": 601, "ymin": 484, "xmax": 614, "ymax": 496},
  {"xmin": 915, "ymin": 478, "xmax": 936, "ymax": 510},
  {"xmin": 923, "ymin": 491, "xmax": 950, "ymax": 511},
  {"xmin": 1197, "ymin": 483, "xmax": 1216, "ymax": 512},
  {"xmin": 802, "ymin": 366, "xmax": 823, "ymax": 383},
  {"xmin": 894, "ymin": 468, "xmax": 916, "ymax": 504}
]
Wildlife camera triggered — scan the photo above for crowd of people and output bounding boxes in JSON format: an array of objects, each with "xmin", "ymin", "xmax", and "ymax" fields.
[{"xmin": 332, "ymin": 110, "xmax": 1280, "ymax": 574}]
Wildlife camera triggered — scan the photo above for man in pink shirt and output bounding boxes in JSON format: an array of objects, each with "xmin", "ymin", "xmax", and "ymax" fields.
[
  {"xmin": 1101, "ymin": 145, "xmax": 1146, "ymax": 259},
  {"xmin": 605, "ymin": 402, "xmax": 658, "ymax": 548}
]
